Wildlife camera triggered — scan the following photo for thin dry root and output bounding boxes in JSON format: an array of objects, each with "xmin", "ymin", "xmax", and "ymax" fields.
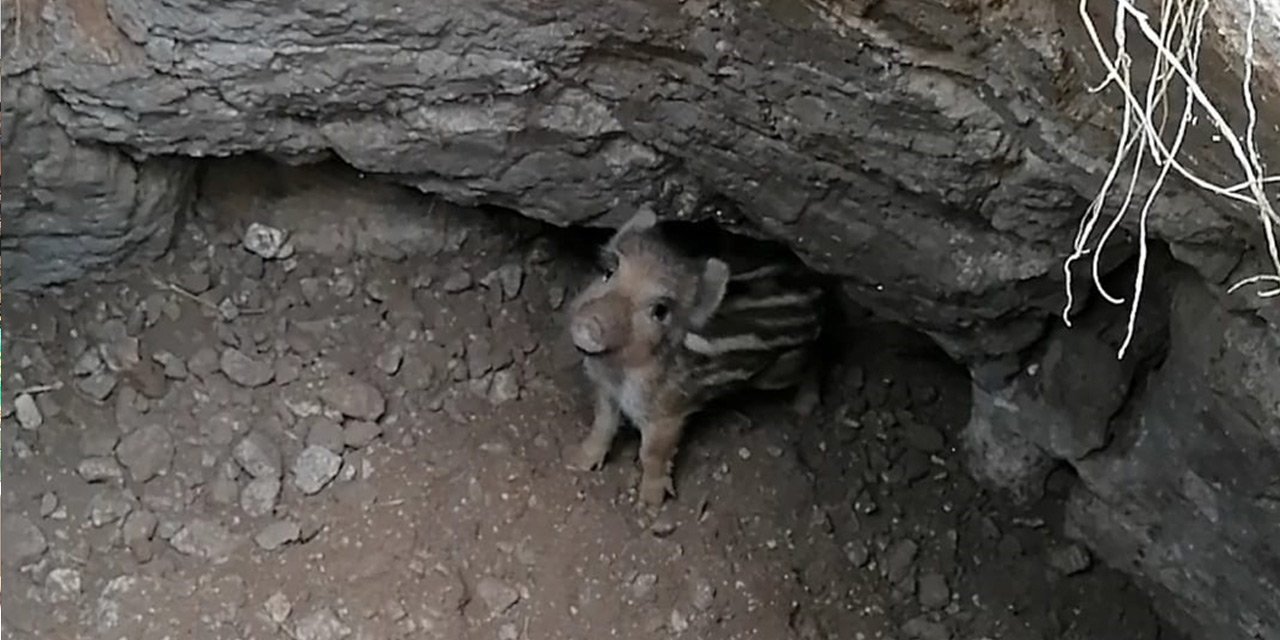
[{"xmin": 1066, "ymin": 0, "xmax": 1280, "ymax": 359}]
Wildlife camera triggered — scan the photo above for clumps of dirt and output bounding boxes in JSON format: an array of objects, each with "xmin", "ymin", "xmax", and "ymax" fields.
[{"xmin": 2, "ymin": 202, "xmax": 1181, "ymax": 640}]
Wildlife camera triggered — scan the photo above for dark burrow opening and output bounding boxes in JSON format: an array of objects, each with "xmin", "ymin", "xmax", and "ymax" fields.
[{"xmin": 2, "ymin": 155, "xmax": 1185, "ymax": 639}]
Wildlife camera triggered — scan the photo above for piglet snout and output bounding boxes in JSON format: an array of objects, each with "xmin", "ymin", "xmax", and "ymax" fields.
[{"xmin": 571, "ymin": 315, "xmax": 610, "ymax": 354}]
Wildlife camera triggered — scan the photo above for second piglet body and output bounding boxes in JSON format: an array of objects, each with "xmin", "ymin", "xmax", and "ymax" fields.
[{"xmin": 567, "ymin": 208, "xmax": 825, "ymax": 507}]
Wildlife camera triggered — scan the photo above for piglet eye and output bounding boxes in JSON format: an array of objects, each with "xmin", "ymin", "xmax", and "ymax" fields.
[{"xmin": 651, "ymin": 302, "xmax": 670, "ymax": 322}]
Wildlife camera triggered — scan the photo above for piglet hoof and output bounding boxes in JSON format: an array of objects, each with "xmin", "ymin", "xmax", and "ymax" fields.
[
  {"xmin": 565, "ymin": 442, "xmax": 608, "ymax": 472},
  {"xmin": 638, "ymin": 474, "xmax": 675, "ymax": 508}
]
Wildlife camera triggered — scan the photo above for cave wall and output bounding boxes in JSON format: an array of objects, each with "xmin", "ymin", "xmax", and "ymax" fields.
[{"xmin": 3, "ymin": 0, "xmax": 1279, "ymax": 638}]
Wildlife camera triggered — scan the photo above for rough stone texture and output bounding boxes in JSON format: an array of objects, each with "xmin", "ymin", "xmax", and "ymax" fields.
[
  {"xmin": 6, "ymin": 0, "xmax": 1271, "ymax": 356},
  {"xmin": 4, "ymin": 1, "xmax": 1280, "ymax": 639},
  {"xmin": 0, "ymin": 77, "xmax": 194, "ymax": 292},
  {"xmin": 1064, "ymin": 274, "xmax": 1280, "ymax": 640}
]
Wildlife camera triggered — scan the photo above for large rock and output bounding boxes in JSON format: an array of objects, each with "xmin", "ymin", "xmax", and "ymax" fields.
[
  {"xmin": 10, "ymin": 0, "xmax": 1272, "ymax": 358},
  {"xmin": 1064, "ymin": 276, "xmax": 1280, "ymax": 640},
  {"xmin": 968, "ymin": 268, "xmax": 1280, "ymax": 640},
  {"xmin": 1, "ymin": 77, "xmax": 194, "ymax": 292}
]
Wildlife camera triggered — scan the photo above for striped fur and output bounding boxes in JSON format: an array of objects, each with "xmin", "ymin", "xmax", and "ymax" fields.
[
  {"xmin": 566, "ymin": 209, "xmax": 825, "ymax": 506},
  {"xmin": 677, "ymin": 261, "xmax": 824, "ymax": 405}
]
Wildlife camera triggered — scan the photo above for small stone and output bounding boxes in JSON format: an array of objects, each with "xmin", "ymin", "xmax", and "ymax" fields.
[
  {"xmin": 78, "ymin": 371, "xmax": 119, "ymax": 401},
  {"xmin": 78, "ymin": 456, "xmax": 125, "ymax": 483},
  {"xmin": 170, "ymin": 519, "xmax": 238, "ymax": 561},
  {"xmin": 275, "ymin": 354, "xmax": 303, "ymax": 386},
  {"xmin": 342, "ymin": 421, "xmax": 382, "ymax": 449},
  {"xmin": 630, "ymin": 573, "xmax": 658, "ymax": 602},
  {"xmin": 234, "ymin": 431, "xmax": 284, "ymax": 479},
  {"xmin": 88, "ymin": 490, "xmax": 135, "ymax": 527},
  {"xmin": 338, "ymin": 459, "xmax": 358, "ymax": 482},
  {"xmin": 265, "ymin": 592, "xmax": 293, "ymax": 624},
  {"xmin": 670, "ymin": 608, "xmax": 689, "ymax": 633},
  {"xmin": 81, "ymin": 429, "xmax": 120, "ymax": 457},
  {"xmin": 101, "ymin": 335, "xmax": 142, "ymax": 372},
  {"xmin": 902, "ymin": 616, "xmax": 951, "ymax": 640},
  {"xmin": 498, "ymin": 622, "xmax": 520, "ymax": 640},
  {"xmin": 74, "ymin": 348, "xmax": 106, "ymax": 376},
  {"xmin": 189, "ymin": 347, "xmax": 220, "ymax": 379},
  {"xmin": 844, "ymin": 541, "xmax": 870, "ymax": 567},
  {"xmin": 1048, "ymin": 543, "xmax": 1093, "ymax": 575},
  {"xmin": 209, "ymin": 461, "xmax": 241, "ymax": 505},
  {"xmin": 547, "ymin": 284, "xmax": 566, "ymax": 310},
  {"xmin": 244, "ymin": 222, "xmax": 291, "ymax": 259},
  {"xmin": 153, "ymin": 351, "xmax": 189, "ymax": 379},
  {"xmin": 241, "ymin": 477, "xmax": 282, "ymax": 517},
  {"xmin": 476, "ymin": 576, "xmax": 520, "ymax": 615},
  {"xmin": 482, "ymin": 264, "xmax": 524, "ymax": 300},
  {"xmin": 917, "ymin": 573, "xmax": 950, "ymax": 609},
  {"xmin": 443, "ymin": 271, "xmax": 474, "ymax": 293},
  {"xmin": 142, "ymin": 475, "xmax": 191, "ymax": 513},
  {"xmin": 294, "ymin": 607, "xmax": 351, "ymax": 640},
  {"xmin": 691, "ymin": 580, "xmax": 716, "ymax": 611},
  {"xmin": 40, "ymin": 492, "xmax": 60, "ymax": 518},
  {"xmin": 293, "ymin": 445, "xmax": 343, "ymax": 495},
  {"xmin": 15, "ymin": 393, "xmax": 43, "ymax": 430},
  {"xmin": 122, "ymin": 509, "xmax": 159, "ymax": 546},
  {"xmin": 306, "ymin": 417, "xmax": 347, "ymax": 453},
  {"xmin": 375, "ymin": 346, "xmax": 404, "ymax": 376},
  {"xmin": 903, "ymin": 422, "xmax": 946, "ymax": 454},
  {"xmin": 331, "ymin": 273, "xmax": 357, "ymax": 298},
  {"xmin": 650, "ymin": 515, "xmax": 679, "ymax": 538},
  {"xmin": 466, "ymin": 335, "xmax": 497, "ymax": 379},
  {"xmin": 886, "ymin": 539, "xmax": 919, "ymax": 584},
  {"xmin": 488, "ymin": 369, "xmax": 520, "ymax": 404},
  {"xmin": 322, "ymin": 375, "xmax": 385, "ymax": 421},
  {"xmin": 6, "ymin": 514, "xmax": 49, "ymax": 566},
  {"xmin": 46, "ymin": 567, "xmax": 83, "ymax": 602},
  {"xmin": 255, "ymin": 520, "xmax": 302, "ymax": 550},
  {"xmin": 220, "ymin": 348, "xmax": 275, "ymax": 387},
  {"xmin": 116, "ymin": 424, "xmax": 174, "ymax": 482}
]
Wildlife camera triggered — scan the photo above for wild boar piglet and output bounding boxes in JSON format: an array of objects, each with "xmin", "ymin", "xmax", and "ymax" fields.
[{"xmin": 566, "ymin": 208, "xmax": 825, "ymax": 506}]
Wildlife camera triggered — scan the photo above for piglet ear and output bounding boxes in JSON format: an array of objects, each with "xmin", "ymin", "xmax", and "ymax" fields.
[
  {"xmin": 607, "ymin": 205, "xmax": 659, "ymax": 252},
  {"xmin": 613, "ymin": 206, "xmax": 657, "ymax": 238},
  {"xmin": 689, "ymin": 258, "xmax": 730, "ymax": 328}
]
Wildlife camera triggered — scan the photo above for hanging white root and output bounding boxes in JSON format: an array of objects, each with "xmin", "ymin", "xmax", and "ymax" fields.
[{"xmin": 1065, "ymin": 0, "xmax": 1280, "ymax": 359}]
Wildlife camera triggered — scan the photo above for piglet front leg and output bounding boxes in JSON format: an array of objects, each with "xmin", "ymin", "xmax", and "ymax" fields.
[
  {"xmin": 637, "ymin": 414, "xmax": 685, "ymax": 507},
  {"xmin": 567, "ymin": 388, "xmax": 621, "ymax": 471}
]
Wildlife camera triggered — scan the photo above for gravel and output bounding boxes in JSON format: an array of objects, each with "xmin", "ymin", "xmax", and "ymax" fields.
[
  {"xmin": 293, "ymin": 607, "xmax": 352, "ymax": 640},
  {"xmin": 476, "ymin": 576, "xmax": 521, "ymax": 616},
  {"xmin": 115, "ymin": 424, "xmax": 175, "ymax": 482},
  {"xmin": 255, "ymin": 520, "xmax": 302, "ymax": 550},
  {"xmin": 220, "ymin": 348, "xmax": 275, "ymax": 387},
  {"xmin": 293, "ymin": 445, "xmax": 343, "ymax": 495},
  {"xmin": 241, "ymin": 477, "xmax": 282, "ymax": 517},
  {"xmin": 233, "ymin": 431, "xmax": 284, "ymax": 479},
  {"xmin": 887, "ymin": 539, "xmax": 920, "ymax": 584},
  {"xmin": 88, "ymin": 490, "xmax": 136, "ymax": 527},
  {"xmin": 78, "ymin": 457, "xmax": 125, "ymax": 483},
  {"xmin": 342, "ymin": 420, "xmax": 382, "ymax": 449},
  {"xmin": 305, "ymin": 416, "xmax": 346, "ymax": 453},
  {"xmin": 322, "ymin": 375, "xmax": 386, "ymax": 421},
  {"xmin": 918, "ymin": 572, "xmax": 951, "ymax": 609},
  {"xmin": 15, "ymin": 393, "xmax": 43, "ymax": 430},
  {"xmin": 170, "ymin": 519, "xmax": 238, "ymax": 561},
  {"xmin": 244, "ymin": 222, "xmax": 292, "ymax": 259},
  {"xmin": 6, "ymin": 514, "xmax": 49, "ymax": 566}
]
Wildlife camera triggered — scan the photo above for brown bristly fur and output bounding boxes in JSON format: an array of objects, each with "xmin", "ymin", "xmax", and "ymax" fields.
[{"xmin": 565, "ymin": 208, "xmax": 824, "ymax": 508}]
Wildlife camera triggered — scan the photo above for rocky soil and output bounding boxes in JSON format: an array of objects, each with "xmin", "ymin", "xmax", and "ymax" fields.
[{"xmin": 2, "ymin": 203, "xmax": 1181, "ymax": 640}]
